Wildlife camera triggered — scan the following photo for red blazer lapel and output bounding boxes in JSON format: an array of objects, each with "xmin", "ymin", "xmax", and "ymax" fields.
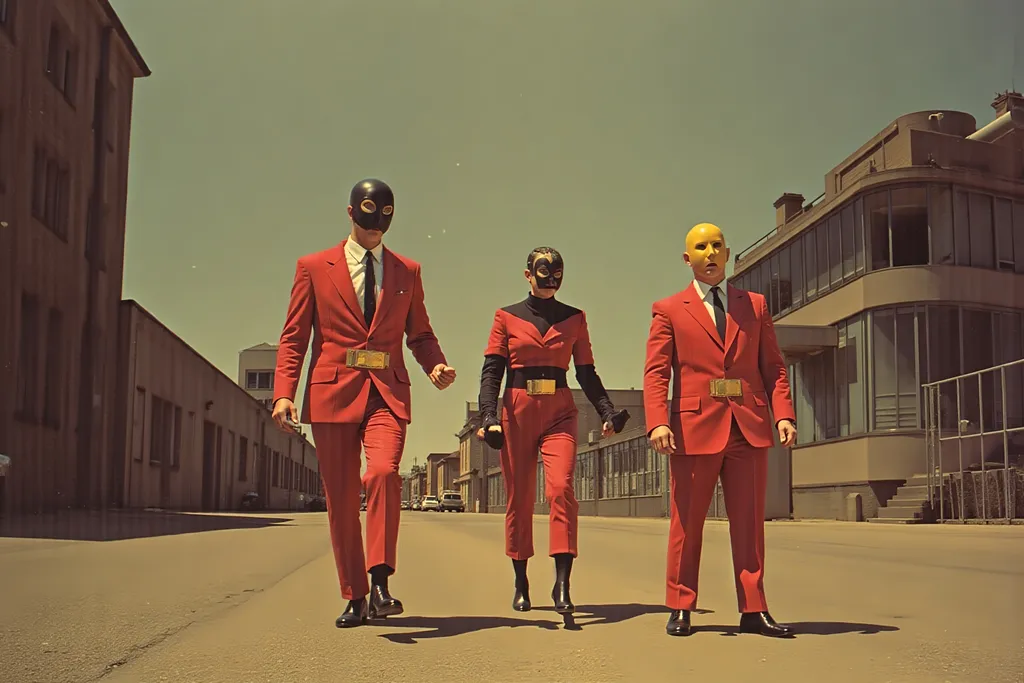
[
  {"xmin": 326, "ymin": 240, "xmax": 367, "ymax": 330},
  {"xmin": 723, "ymin": 285, "xmax": 753, "ymax": 354},
  {"xmin": 682, "ymin": 287, "xmax": 724, "ymax": 350}
]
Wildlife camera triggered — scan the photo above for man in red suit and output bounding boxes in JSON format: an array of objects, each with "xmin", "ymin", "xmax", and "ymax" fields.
[
  {"xmin": 271, "ymin": 178, "xmax": 456, "ymax": 628},
  {"xmin": 643, "ymin": 222, "xmax": 797, "ymax": 638}
]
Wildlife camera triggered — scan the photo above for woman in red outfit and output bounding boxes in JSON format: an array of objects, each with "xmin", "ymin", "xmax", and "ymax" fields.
[{"xmin": 476, "ymin": 247, "xmax": 629, "ymax": 615}]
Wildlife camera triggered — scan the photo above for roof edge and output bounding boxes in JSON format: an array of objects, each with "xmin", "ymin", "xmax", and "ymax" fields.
[{"xmin": 98, "ymin": 0, "xmax": 151, "ymax": 77}]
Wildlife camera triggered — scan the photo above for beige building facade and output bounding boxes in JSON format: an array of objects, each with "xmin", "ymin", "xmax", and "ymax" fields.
[
  {"xmin": 112, "ymin": 302, "xmax": 320, "ymax": 511},
  {"xmin": 0, "ymin": 0, "xmax": 149, "ymax": 513},
  {"xmin": 731, "ymin": 92, "xmax": 1024, "ymax": 521}
]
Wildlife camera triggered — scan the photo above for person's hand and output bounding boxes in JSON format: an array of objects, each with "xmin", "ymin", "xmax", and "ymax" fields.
[
  {"xmin": 601, "ymin": 421, "xmax": 614, "ymax": 438},
  {"xmin": 480, "ymin": 424, "xmax": 504, "ymax": 450},
  {"xmin": 777, "ymin": 419, "xmax": 797, "ymax": 447},
  {"xmin": 649, "ymin": 425, "xmax": 676, "ymax": 455},
  {"xmin": 430, "ymin": 364, "xmax": 456, "ymax": 390},
  {"xmin": 272, "ymin": 398, "xmax": 299, "ymax": 432}
]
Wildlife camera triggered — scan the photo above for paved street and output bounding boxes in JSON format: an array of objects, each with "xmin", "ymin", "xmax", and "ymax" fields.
[{"xmin": 1, "ymin": 510, "xmax": 1022, "ymax": 683}]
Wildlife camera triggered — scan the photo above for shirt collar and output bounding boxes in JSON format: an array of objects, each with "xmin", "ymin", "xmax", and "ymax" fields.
[
  {"xmin": 691, "ymin": 277, "xmax": 727, "ymax": 300},
  {"xmin": 345, "ymin": 238, "xmax": 384, "ymax": 264}
]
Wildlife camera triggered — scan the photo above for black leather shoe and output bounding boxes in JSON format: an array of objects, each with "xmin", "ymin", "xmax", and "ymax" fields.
[
  {"xmin": 335, "ymin": 598, "xmax": 368, "ymax": 628},
  {"xmin": 739, "ymin": 611, "xmax": 794, "ymax": 637},
  {"xmin": 551, "ymin": 554, "xmax": 574, "ymax": 615},
  {"xmin": 666, "ymin": 609, "xmax": 692, "ymax": 636},
  {"xmin": 368, "ymin": 582, "xmax": 404, "ymax": 619},
  {"xmin": 513, "ymin": 584, "xmax": 532, "ymax": 612}
]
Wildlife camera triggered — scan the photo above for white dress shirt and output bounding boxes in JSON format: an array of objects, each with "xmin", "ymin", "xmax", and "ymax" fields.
[
  {"xmin": 690, "ymin": 277, "xmax": 728, "ymax": 324},
  {"xmin": 344, "ymin": 238, "xmax": 384, "ymax": 313}
]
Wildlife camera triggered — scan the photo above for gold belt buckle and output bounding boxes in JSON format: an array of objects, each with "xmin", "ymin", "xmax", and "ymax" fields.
[
  {"xmin": 709, "ymin": 379, "xmax": 742, "ymax": 398},
  {"xmin": 526, "ymin": 379, "xmax": 557, "ymax": 396},
  {"xmin": 345, "ymin": 349, "xmax": 390, "ymax": 370}
]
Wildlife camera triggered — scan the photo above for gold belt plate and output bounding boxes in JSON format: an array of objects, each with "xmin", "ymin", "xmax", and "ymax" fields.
[
  {"xmin": 526, "ymin": 379, "xmax": 557, "ymax": 396},
  {"xmin": 709, "ymin": 379, "xmax": 743, "ymax": 398},
  {"xmin": 345, "ymin": 349, "xmax": 390, "ymax": 370}
]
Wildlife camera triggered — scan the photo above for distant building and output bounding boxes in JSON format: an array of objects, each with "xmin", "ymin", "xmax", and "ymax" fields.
[
  {"xmin": 0, "ymin": 0, "xmax": 150, "ymax": 513},
  {"xmin": 731, "ymin": 92, "xmax": 1024, "ymax": 521},
  {"xmin": 402, "ymin": 464, "xmax": 427, "ymax": 502},
  {"xmin": 238, "ymin": 343, "xmax": 279, "ymax": 411}
]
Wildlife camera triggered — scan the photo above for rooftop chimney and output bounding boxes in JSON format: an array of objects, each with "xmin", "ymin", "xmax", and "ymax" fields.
[
  {"xmin": 773, "ymin": 193, "xmax": 805, "ymax": 231},
  {"xmin": 992, "ymin": 90, "xmax": 1024, "ymax": 117}
]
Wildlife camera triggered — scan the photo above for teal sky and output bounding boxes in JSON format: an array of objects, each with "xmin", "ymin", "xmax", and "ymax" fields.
[{"xmin": 110, "ymin": 0, "xmax": 1023, "ymax": 467}]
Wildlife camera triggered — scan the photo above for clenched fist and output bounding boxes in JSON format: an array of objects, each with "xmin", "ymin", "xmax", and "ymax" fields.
[{"xmin": 430, "ymin": 364, "xmax": 456, "ymax": 390}]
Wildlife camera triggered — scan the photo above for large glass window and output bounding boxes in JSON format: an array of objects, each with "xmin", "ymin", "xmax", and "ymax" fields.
[
  {"xmin": 803, "ymin": 229, "xmax": 817, "ymax": 299},
  {"xmin": 865, "ymin": 190, "xmax": 890, "ymax": 270},
  {"xmin": 815, "ymin": 223, "xmax": 829, "ymax": 293},
  {"xmin": 841, "ymin": 205, "xmax": 856, "ymax": 279},
  {"xmin": 929, "ymin": 185, "xmax": 954, "ymax": 264},
  {"xmin": 890, "ymin": 187, "xmax": 929, "ymax": 266},
  {"xmin": 1014, "ymin": 202, "xmax": 1024, "ymax": 275},
  {"xmin": 968, "ymin": 193, "xmax": 995, "ymax": 269},
  {"xmin": 828, "ymin": 213, "xmax": 843, "ymax": 286},
  {"xmin": 789, "ymin": 239, "xmax": 804, "ymax": 307},
  {"xmin": 993, "ymin": 197, "xmax": 1014, "ymax": 271}
]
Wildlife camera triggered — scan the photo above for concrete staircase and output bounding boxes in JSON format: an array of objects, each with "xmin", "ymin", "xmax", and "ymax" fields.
[{"xmin": 868, "ymin": 474, "xmax": 936, "ymax": 524}]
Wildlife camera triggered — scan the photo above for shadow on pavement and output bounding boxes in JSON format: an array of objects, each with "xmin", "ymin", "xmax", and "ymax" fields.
[
  {"xmin": 534, "ymin": 603, "xmax": 705, "ymax": 632},
  {"xmin": 376, "ymin": 603, "xmax": 672, "ymax": 642},
  {"xmin": 699, "ymin": 621, "xmax": 900, "ymax": 637},
  {"xmin": 0, "ymin": 509, "xmax": 295, "ymax": 541}
]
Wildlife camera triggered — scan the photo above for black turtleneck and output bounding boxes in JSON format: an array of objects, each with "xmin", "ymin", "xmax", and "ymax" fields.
[{"xmin": 477, "ymin": 294, "xmax": 616, "ymax": 429}]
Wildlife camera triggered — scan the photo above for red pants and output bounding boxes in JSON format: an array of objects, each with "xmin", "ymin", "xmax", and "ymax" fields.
[
  {"xmin": 311, "ymin": 385, "xmax": 406, "ymax": 600},
  {"xmin": 500, "ymin": 387, "xmax": 578, "ymax": 560},
  {"xmin": 666, "ymin": 419, "xmax": 768, "ymax": 613}
]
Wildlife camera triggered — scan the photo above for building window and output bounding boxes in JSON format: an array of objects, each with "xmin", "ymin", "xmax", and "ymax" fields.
[
  {"xmin": 31, "ymin": 146, "xmax": 69, "ymax": 240},
  {"xmin": 246, "ymin": 370, "xmax": 273, "ymax": 391},
  {"xmin": 993, "ymin": 198, "xmax": 1015, "ymax": 271},
  {"xmin": 1014, "ymin": 202, "xmax": 1024, "ymax": 275},
  {"xmin": 870, "ymin": 308, "xmax": 921, "ymax": 430},
  {"xmin": 45, "ymin": 22, "xmax": 77, "ymax": 103},
  {"xmin": 238, "ymin": 437, "xmax": 249, "ymax": 481},
  {"xmin": 890, "ymin": 186, "xmax": 929, "ymax": 267},
  {"xmin": 42, "ymin": 307, "xmax": 63, "ymax": 428},
  {"xmin": 15, "ymin": 293, "xmax": 41, "ymax": 420},
  {"xmin": 149, "ymin": 396, "xmax": 172, "ymax": 465},
  {"xmin": 865, "ymin": 190, "xmax": 889, "ymax": 271}
]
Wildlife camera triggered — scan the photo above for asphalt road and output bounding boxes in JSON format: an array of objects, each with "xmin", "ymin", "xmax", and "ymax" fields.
[{"xmin": 1, "ymin": 510, "xmax": 1022, "ymax": 683}]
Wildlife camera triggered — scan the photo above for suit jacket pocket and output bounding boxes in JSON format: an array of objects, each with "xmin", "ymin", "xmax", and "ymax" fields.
[
  {"xmin": 393, "ymin": 365, "xmax": 411, "ymax": 385},
  {"xmin": 671, "ymin": 396, "xmax": 701, "ymax": 414},
  {"xmin": 310, "ymin": 366, "xmax": 338, "ymax": 384},
  {"xmin": 752, "ymin": 392, "xmax": 768, "ymax": 407}
]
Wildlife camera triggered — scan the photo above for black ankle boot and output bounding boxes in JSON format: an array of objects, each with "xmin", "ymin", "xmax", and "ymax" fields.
[
  {"xmin": 551, "ymin": 553, "xmax": 574, "ymax": 614},
  {"xmin": 368, "ymin": 564, "xmax": 403, "ymax": 619},
  {"xmin": 512, "ymin": 559, "xmax": 531, "ymax": 612}
]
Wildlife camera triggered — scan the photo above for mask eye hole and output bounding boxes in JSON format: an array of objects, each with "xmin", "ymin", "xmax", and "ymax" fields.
[
  {"xmin": 553, "ymin": 270, "xmax": 563, "ymax": 279},
  {"xmin": 381, "ymin": 205, "xmax": 393, "ymax": 216},
  {"xmin": 360, "ymin": 199, "xmax": 377, "ymax": 213},
  {"xmin": 535, "ymin": 266, "xmax": 550, "ymax": 277}
]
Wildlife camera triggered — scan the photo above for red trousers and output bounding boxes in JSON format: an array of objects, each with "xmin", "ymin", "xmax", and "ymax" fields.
[
  {"xmin": 666, "ymin": 419, "xmax": 768, "ymax": 613},
  {"xmin": 311, "ymin": 385, "xmax": 406, "ymax": 600},
  {"xmin": 500, "ymin": 387, "xmax": 578, "ymax": 560}
]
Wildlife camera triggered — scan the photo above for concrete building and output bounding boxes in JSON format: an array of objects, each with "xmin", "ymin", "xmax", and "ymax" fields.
[
  {"xmin": 402, "ymin": 464, "xmax": 426, "ymax": 503},
  {"xmin": 425, "ymin": 451, "xmax": 458, "ymax": 496},
  {"xmin": 238, "ymin": 343, "xmax": 278, "ymax": 411},
  {"xmin": 731, "ymin": 92, "xmax": 1024, "ymax": 521},
  {"xmin": 454, "ymin": 401, "xmax": 491, "ymax": 512},
  {"xmin": 112, "ymin": 301, "xmax": 320, "ymax": 511},
  {"xmin": 0, "ymin": 0, "xmax": 149, "ymax": 513},
  {"xmin": 482, "ymin": 389, "xmax": 647, "ymax": 514}
]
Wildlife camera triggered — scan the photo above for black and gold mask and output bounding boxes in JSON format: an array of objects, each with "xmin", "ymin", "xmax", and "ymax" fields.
[
  {"xmin": 529, "ymin": 250, "xmax": 564, "ymax": 291},
  {"xmin": 349, "ymin": 178, "xmax": 395, "ymax": 233}
]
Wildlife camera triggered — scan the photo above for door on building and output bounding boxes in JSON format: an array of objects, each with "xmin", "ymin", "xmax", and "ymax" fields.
[{"xmin": 202, "ymin": 421, "xmax": 216, "ymax": 511}]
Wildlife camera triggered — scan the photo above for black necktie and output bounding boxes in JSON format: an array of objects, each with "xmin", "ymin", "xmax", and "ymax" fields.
[
  {"xmin": 710, "ymin": 286, "xmax": 726, "ymax": 341},
  {"xmin": 363, "ymin": 251, "xmax": 376, "ymax": 328}
]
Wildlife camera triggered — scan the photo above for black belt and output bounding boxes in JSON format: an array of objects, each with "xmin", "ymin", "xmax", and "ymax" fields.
[{"xmin": 507, "ymin": 366, "xmax": 568, "ymax": 389}]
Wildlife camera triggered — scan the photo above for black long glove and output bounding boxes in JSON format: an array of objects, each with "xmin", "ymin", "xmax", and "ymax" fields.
[{"xmin": 482, "ymin": 425, "xmax": 505, "ymax": 450}]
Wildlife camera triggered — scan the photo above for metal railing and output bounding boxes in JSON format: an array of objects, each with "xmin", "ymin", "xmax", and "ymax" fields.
[{"xmin": 923, "ymin": 358, "xmax": 1024, "ymax": 523}]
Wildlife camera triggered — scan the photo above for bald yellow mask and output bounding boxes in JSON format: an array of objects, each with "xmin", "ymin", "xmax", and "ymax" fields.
[{"xmin": 684, "ymin": 223, "xmax": 730, "ymax": 285}]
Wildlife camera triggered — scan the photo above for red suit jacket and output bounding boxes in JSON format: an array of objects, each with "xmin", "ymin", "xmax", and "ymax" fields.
[
  {"xmin": 643, "ymin": 283, "xmax": 795, "ymax": 455},
  {"xmin": 274, "ymin": 240, "xmax": 446, "ymax": 424}
]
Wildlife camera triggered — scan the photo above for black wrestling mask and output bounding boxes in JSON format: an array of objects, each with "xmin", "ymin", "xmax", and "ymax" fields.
[
  {"xmin": 528, "ymin": 249, "xmax": 564, "ymax": 291},
  {"xmin": 349, "ymin": 178, "xmax": 395, "ymax": 233}
]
